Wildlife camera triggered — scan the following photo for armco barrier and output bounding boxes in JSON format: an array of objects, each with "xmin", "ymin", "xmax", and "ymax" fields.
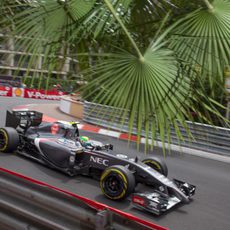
[
  {"xmin": 0, "ymin": 85, "xmax": 65, "ymax": 100},
  {"xmin": 83, "ymin": 101, "xmax": 230, "ymax": 156},
  {"xmin": 0, "ymin": 168, "xmax": 169, "ymax": 230}
]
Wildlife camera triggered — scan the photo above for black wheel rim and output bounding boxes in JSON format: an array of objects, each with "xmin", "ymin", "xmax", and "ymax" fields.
[
  {"xmin": 0, "ymin": 131, "xmax": 7, "ymax": 150},
  {"xmin": 103, "ymin": 173, "xmax": 124, "ymax": 198}
]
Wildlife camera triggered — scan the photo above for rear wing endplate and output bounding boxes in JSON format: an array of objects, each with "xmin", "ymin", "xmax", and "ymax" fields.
[{"xmin": 6, "ymin": 110, "xmax": 43, "ymax": 128}]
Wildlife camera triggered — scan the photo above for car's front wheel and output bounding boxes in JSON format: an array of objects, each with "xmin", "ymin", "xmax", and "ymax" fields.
[
  {"xmin": 100, "ymin": 165, "xmax": 135, "ymax": 200},
  {"xmin": 0, "ymin": 127, "xmax": 19, "ymax": 153},
  {"xmin": 142, "ymin": 157, "xmax": 168, "ymax": 177}
]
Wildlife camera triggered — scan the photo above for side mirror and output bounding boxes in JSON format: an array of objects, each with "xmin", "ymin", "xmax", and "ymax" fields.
[{"xmin": 105, "ymin": 144, "xmax": 113, "ymax": 150}]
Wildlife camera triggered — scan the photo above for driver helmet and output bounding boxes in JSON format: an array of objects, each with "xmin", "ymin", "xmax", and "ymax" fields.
[{"xmin": 80, "ymin": 136, "xmax": 89, "ymax": 142}]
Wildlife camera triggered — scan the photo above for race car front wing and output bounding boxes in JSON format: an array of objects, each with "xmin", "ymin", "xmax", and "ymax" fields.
[{"xmin": 131, "ymin": 179, "xmax": 196, "ymax": 215}]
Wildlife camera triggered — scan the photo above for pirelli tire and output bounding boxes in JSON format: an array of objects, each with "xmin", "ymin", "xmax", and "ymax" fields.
[
  {"xmin": 100, "ymin": 165, "xmax": 135, "ymax": 200},
  {"xmin": 142, "ymin": 157, "xmax": 168, "ymax": 177},
  {"xmin": 0, "ymin": 127, "xmax": 19, "ymax": 153}
]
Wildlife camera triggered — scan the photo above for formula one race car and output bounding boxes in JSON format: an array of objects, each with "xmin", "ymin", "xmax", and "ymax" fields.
[{"xmin": 0, "ymin": 110, "xmax": 196, "ymax": 215}]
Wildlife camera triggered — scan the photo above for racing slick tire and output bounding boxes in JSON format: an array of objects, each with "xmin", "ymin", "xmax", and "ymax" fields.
[
  {"xmin": 0, "ymin": 127, "xmax": 19, "ymax": 153},
  {"xmin": 142, "ymin": 157, "xmax": 168, "ymax": 177},
  {"xmin": 100, "ymin": 165, "xmax": 135, "ymax": 200}
]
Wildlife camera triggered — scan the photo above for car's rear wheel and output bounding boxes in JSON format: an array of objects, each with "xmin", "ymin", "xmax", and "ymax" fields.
[
  {"xmin": 142, "ymin": 157, "xmax": 168, "ymax": 177},
  {"xmin": 0, "ymin": 127, "xmax": 19, "ymax": 153},
  {"xmin": 100, "ymin": 165, "xmax": 135, "ymax": 200}
]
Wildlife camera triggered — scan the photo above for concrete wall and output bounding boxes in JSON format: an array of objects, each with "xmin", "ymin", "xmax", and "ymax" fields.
[{"xmin": 60, "ymin": 95, "xmax": 83, "ymax": 119}]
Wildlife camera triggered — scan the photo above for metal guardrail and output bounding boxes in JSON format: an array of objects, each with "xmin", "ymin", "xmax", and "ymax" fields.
[
  {"xmin": 83, "ymin": 101, "xmax": 230, "ymax": 156},
  {"xmin": 0, "ymin": 168, "xmax": 168, "ymax": 230}
]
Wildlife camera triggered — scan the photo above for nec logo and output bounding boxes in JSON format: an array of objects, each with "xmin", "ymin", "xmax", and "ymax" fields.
[{"xmin": 90, "ymin": 156, "xmax": 109, "ymax": 166}]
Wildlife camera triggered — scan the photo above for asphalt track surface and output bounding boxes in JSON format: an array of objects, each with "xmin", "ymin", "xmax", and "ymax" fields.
[{"xmin": 0, "ymin": 97, "xmax": 230, "ymax": 230}]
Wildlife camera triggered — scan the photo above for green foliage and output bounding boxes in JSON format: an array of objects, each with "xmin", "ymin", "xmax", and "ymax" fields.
[
  {"xmin": 81, "ymin": 39, "xmax": 196, "ymax": 149},
  {"xmin": 169, "ymin": 0, "xmax": 230, "ymax": 100}
]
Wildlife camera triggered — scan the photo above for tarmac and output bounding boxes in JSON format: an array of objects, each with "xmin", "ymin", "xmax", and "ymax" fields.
[{"xmin": 13, "ymin": 103, "xmax": 230, "ymax": 164}]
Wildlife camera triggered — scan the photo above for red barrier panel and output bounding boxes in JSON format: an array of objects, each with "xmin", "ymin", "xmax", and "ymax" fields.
[
  {"xmin": 0, "ymin": 167, "xmax": 169, "ymax": 230},
  {"xmin": 0, "ymin": 86, "xmax": 65, "ymax": 100},
  {"xmin": 24, "ymin": 88, "xmax": 65, "ymax": 100},
  {"xmin": 0, "ymin": 86, "xmax": 12, "ymax": 97}
]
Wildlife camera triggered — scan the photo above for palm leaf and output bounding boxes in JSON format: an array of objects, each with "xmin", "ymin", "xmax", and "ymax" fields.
[
  {"xmin": 0, "ymin": 0, "xmax": 97, "ymax": 88},
  {"xmin": 70, "ymin": 0, "xmax": 133, "ymax": 41},
  {"xmin": 169, "ymin": 0, "xmax": 230, "ymax": 98},
  {"xmin": 80, "ymin": 37, "xmax": 198, "ymax": 152},
  {"xmin": 0, "ymin": 0, "xmax": 134, "ymax": 76}
]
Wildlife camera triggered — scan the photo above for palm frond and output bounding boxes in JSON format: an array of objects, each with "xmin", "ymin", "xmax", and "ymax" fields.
[
  {"xmin": 80, "ymin": 39, "xmax": 198, "ymax": 151},
  {"xmin": 169, "ymin": 0, "xmax": 230, "ymax": 98}
]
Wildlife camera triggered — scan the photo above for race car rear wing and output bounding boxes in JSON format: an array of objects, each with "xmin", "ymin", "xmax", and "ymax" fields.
[{"xmin": 6, "ymin": 110, "xmax": 43, "ymax": 129}]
